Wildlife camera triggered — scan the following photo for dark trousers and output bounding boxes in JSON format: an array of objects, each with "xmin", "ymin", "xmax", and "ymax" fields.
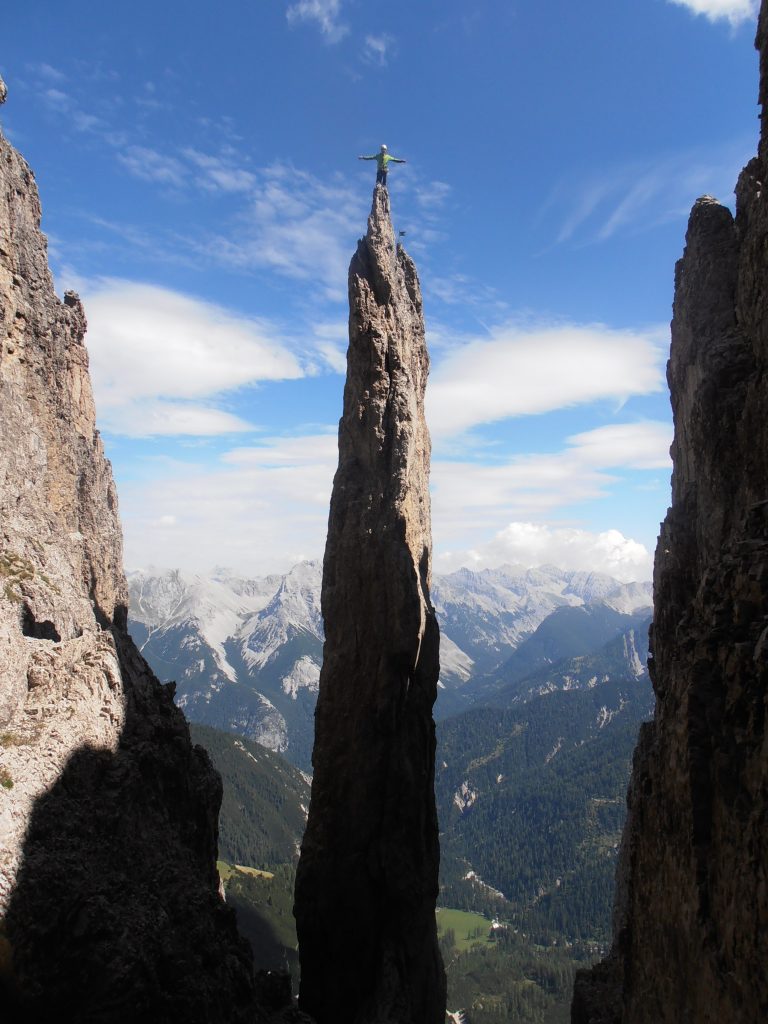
[{"xmin": 376, "ymin": 168, "xmax": 388, "ymax": 186}]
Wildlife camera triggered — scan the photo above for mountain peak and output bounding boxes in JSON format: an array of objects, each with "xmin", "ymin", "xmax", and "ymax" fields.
[{"xmin": 296, "ymin": 178, "xmax": 445, "ymax": 1023}]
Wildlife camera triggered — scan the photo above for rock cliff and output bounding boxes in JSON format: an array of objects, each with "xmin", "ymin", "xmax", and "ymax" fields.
[
  {"xmin": 572, "ymin": 7, "xmax": 768, "ymax": 1022},
  {"xmin": 0, "ymin": 121, "xmax": 259, "ymax": 1019},
  {"xmin": 294, "ymin": 185, "xmax": 446, "ymax": 1024}
]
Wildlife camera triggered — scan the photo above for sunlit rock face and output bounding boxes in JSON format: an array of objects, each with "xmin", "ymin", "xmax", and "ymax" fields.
[
  {"xmin": 0, "ymin": 125, "xmax": 258, "ymax": 1021},
  {"xmin": 572, "ymin": 7, "xmax": 768, "ymax": 1023},
  {"xmin": 294, "ymin": 185, "xmax": 446, "ymax": 1024}
]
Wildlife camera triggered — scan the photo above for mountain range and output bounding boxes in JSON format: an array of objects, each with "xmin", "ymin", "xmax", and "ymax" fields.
[{"xmin": 128, "ymin": 562, "xmax": 651, "ymax": 770}]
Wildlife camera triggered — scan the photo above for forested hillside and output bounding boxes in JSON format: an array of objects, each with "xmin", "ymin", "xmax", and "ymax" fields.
[
  {"xmin": 189, "ymin": 725, "xmax": 308, "ymax": 981},
  {"xmin": 190, "ymin": 618, "xmax": 654, "ymax": 1024},
  {"xmin": 437, "ymin": 670, "xmax": 653, "ymax": 938}
]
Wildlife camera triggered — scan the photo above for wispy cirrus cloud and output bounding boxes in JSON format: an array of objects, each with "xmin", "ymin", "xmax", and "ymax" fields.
[
  {"xmin": 545, "ymin": 140, "xmax": 754, "ymax": 246},
  {"xmin": 182, "ymin": 147, "xmax": 256, "ymax": 192},
  {"xmin": 36, "ymin": 80, "xmax": 109, "ymax": 134},
  {"xmin": 363, "ymin": 33, "xmax": 396, "ymax": 66},
  {"xmin": 117, "ymin": 145, "xmax": 188, "ymax": 187},
  {"xmin": 286, "ymin": 0, "xmax": 349, "ymax": 42},
  {"xmin": 83, "ymin": 279, "xmax": 304, "ymax": 437},
  {"xmin": 414, "ymin": 181, "xmax": 451, "ymax": 209},
  {"xmin": 23, "ymin": 67, "xmax": 445, "ymax": 308},
  {"xmin": 41, "ymin": 87, "xmax": 69, "ymax": 109},
  {"xmin": 27, "ymin": 64, "xmax": 257, "ymax": 197},
  {"xmin": 665, "ymin": 0, "xmax": 758, "ymax": 26},
  {"xmin": 202, "ymin": 163, "xmax": 366, "ymax": 300},
  {"xmin": 26, "ymin": 61, "xmax": 66, "ymax": 82}
]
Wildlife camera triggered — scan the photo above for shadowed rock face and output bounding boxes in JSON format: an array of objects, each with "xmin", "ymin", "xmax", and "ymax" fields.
[
  {"xmin": 0, "ymin": 128, "xmax": 259, "ymax": 1020},
  {"xmin": 572, "ymin": 8, "xmax": 768, "ymax": 1023},
  {"xmin": 294, "ymin": 185, "xmax": 446, "ymax": 1024}
]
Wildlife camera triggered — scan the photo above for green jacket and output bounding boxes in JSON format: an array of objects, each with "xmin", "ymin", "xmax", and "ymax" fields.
[{"xmin": 360, "ymin": 152, "xmax": 405, "ymax": 170}]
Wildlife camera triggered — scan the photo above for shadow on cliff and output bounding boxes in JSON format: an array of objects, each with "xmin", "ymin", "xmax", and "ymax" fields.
[{"xmin": 0, "ymin": 607, "xmax": 261, "ymax": 1024}]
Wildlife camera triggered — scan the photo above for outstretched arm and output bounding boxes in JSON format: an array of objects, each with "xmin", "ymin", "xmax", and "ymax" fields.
[
  {"xmin": 358, "ymin": 155, "xmax": 376, "ymax": 160},
  {"xmin": 391, "ymin": 158, "xmax": 407, "ymax": 164}
]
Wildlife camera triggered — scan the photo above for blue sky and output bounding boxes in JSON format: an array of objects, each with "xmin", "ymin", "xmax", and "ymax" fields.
[{"xmin": 1, "ymin": 0, "xmax": 761, "ymax": 580}]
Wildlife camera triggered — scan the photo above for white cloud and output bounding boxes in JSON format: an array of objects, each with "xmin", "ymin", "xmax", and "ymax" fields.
[
  {"xmin": 117, "ymin": 146, "xmax": 187, "ymax": 187},
  {"xmin": 207, "ymin": 164, "xmax": 365, "ymax": 300},
  {"xmin": 555, "ymin": 183, "xmax": 611, "ymax": 244},
  {"xmin": 427, "ymin": 322, "xmax": 666, "ymax": 437},
  {"xmin": 223, "ymin": 433, "xmax": 338, "ymax": 470},
  {"xmin": 415, "ymin": 181, "xmax": 452, "ymax": 209},
  {"xmin": 182, "ymin": 148, "xmax": 256, "ymax": 193},
  {"xmin": 431, "ymin": 421, "xmax": 671, "ymax": 551},
  {"xmin": 42, "ymin": 87, "xmax": 70, "ymax": 110},
  {"xmin": 666, "ymin": 0, "xmax": 757, "ymax": 25},
  {"xmin": 426, "ymin": 271, "xmax": 504, "ymax": 310},
  {"xmin": 27, "ymin": 62, "xmax": 66, "ymax": 82},
  {"xmin": 120, "ymin": 433, "xmax": 339, "ymax": 574},
  {"xmin": 72, "ymin": 111, "xmax": 103, "ymax": 133},
  {"xmin": 102, "ymin": 401, "xmax": 254, "ymax": 438},
  {"xmin": 434, "ymin": 523, "xmax": 653, "ymax": 583},
  {"xmin": 118, "ymin": 422, "xmax": 664, "ymax": 580},
  {"xmin": 566, "ymin": 422, "xmax": 671, "ymax": 470},
  {"xmin": 286, "ymin": 0, "xmax": 349, "ymax": 41},
  {"xmin": 118, "ymin": 419, "xmax": 669, "ymax": 578},
  {"xmin": 34, "ymin": 78, "xmax": 110, "ymax": 137},
  {"xmin": 309, "ymin": 320, "xmax": 348, "ymax": 373},
  {"xmin": 363, "ymin": 33, "xmax": 396, "ymax": 66},
  {"xmin": 82, "ymin": 280, "xmax": 303, "ymax": 437}
]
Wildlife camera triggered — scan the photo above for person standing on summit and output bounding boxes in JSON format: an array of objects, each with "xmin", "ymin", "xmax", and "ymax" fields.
[{"xmin": 358, "ymin": 144, "xmax": 406, "ymax": 187}]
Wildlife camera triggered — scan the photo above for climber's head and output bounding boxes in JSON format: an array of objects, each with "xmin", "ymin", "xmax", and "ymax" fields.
[{"xmin": 380, "ymin": 144, "xmax": 387, "ymax": 152}]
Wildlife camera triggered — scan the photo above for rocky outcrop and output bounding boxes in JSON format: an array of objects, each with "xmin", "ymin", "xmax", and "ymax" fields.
[
  {"xmin": 0, "ymin": 124, "xmax": 259, "ymax": 1018},
  {"xmin": 294, "ymin": 185, "xmax": 446, "ymax": 1024},
  {"xmin": 572, "ymin": 7, "xmax": 768, "ymax": 1023}
]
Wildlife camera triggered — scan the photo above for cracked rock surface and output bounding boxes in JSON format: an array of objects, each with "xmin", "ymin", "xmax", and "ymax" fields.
[
  {"xmin": 294, "ymin": 185, "xmax": 446, "ymax": 1024},
  {"xmin": 0, "ymin": 125, "xmax": 259, "ymax": 1022},
  {"xmin": 572, "ymin": 7, "xmax": 768, "ymax": 1023}
]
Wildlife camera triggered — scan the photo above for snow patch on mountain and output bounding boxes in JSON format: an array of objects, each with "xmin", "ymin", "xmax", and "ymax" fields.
[
  {"xmin": 239, "ymin": 561, "xmax": 323, "ymax": 671},
  {"xmin": 432, "ymin": 563, "xmax": 647, "ymax": 672},
  {"xmin": 439, "ymin": 633, "xmax": 474, "ymax": 686},
  {"xmin": 128, "ymin": 559, "xmax": 652, "ymax": 766},
  {"xmin": 622, "ymin": 629, "xmax": 647, "ymax": 678},
  {"xmin": 281, "ymin": 655, "xmax": 321, "ymax": 699},
  {"xmin": 228, "ymin": 693, "xmax": 288, "ymax": 753},
  {"xmin": 128, "ymin": 567, "xmax": 276, "ymax": 681},
  {"xmin": 603, "ymin": 580, "xmax": 653, "ymax": 615}
]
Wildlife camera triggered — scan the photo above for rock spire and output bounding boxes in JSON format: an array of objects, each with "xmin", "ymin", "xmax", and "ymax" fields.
[
  {"xmin": 572, "ymin": 6, "xmax": 768, "ymax": 1022},
  {"xmin": 294, "ymin": 184, "xmax": 446, "ymax": 1024},
  {"xmin": 0, "ymin": 126, "xmax": 258, "ymax": 1018}
]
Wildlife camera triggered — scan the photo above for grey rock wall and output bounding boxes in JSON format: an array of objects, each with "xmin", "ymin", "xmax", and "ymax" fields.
[
  {"xmin": 572, "ymin": 7, "xmax": 768, "ymax": 1023},
  {"xmin": 0, "ymin": 122, "xmax": 259, "ymax": 1021}
]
